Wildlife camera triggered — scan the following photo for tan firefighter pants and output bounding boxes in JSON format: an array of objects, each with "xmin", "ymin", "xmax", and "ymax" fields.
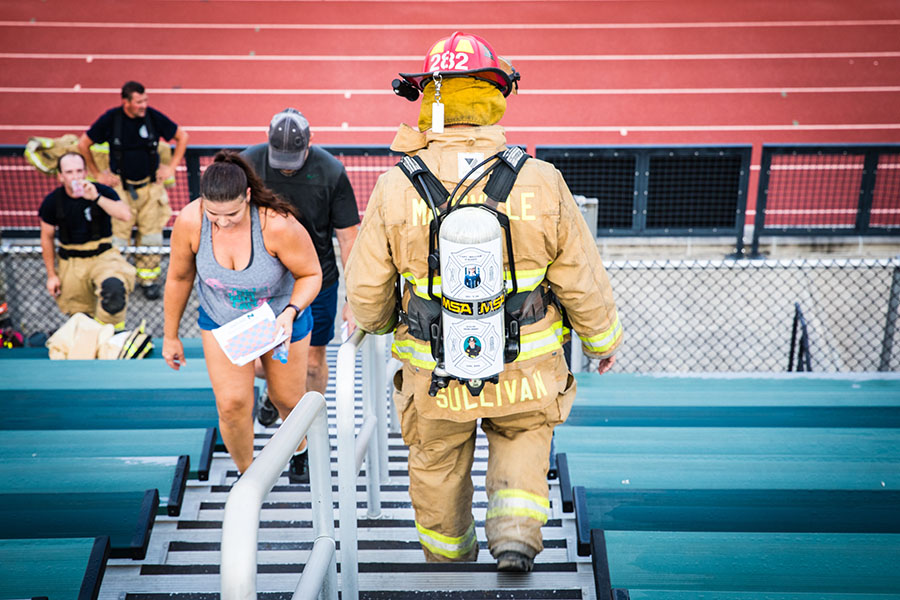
[
  {"xmin": 56, "ymin": 239, "xmax": 136, "ymax": 327},
  {"xmin": 112, "ymin": 179, "xmax": 171, "ymax": 285},
  {"xmin": 393, "ymin": 366, "xmax": 577, "ymax": 562}
]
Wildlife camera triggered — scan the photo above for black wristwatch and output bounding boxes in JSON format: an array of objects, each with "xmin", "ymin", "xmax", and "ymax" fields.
[{"xmin": 285, "ymin": 303, "xmax": 301, "ymax": 319}]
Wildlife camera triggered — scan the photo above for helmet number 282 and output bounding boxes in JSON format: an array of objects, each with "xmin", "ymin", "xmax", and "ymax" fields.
[{"xmin": 429, "ymin": 51, "xmax": 469, "ymax": 73}]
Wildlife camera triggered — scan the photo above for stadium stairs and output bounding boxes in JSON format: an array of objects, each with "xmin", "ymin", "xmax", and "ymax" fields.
[
  {"xmin": 8, "ymin": 346, "xmax": 899, "ymax": 598},
  {"xmin": 0, "ymin": 343, "xmax": 596, "ymax": 599}
]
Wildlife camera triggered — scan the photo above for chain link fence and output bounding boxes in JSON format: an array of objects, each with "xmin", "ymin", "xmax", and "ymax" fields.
[
  {"xmin": 606, "ymin": 258, "xmax": 899, "ymax": 372},
  {"xmin": 2, "ymin": 244, "xmax": 897, "ymax": 372}
]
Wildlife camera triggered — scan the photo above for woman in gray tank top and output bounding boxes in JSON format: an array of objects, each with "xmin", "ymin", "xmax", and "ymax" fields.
[{"xmin": 161, "ymin": 151, "xmax": 321, "ymax": 477}]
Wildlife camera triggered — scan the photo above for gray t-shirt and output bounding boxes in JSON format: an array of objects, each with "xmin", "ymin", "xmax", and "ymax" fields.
[{"xmin": 195, "ymin": 204, "xmax": 295, "ymax": 325}]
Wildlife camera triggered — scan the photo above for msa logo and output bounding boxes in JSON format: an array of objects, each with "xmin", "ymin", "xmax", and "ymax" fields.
[
  {"xmin": 442, "ymin": 296, "xmax": 473, "ymax": 315},
  {"xmin": 477, "ymin": 295, "xmax": 503, "ymax": 315}
]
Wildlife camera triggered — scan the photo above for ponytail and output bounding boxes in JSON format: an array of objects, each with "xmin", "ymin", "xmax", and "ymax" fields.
[{"xmin": 200, "ymin": 150, "xmax": 300, "ymax": 221}]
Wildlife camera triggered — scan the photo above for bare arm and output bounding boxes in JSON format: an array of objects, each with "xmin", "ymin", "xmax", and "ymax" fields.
[
  {"xmin": 335, "ymin": 224, "xmax": 359, "ymax": 330},
  {"xmin": 39, "ymin": 221, "xmax": 60, "ymax": 297},
  {"xmin": 162, "ymin": 201, "xmax": 199, "ymax": 369},
  {"xmin": 83, "ymin": 181, "xmax": 132, "ymax": 222},
  {"xmin": 157, "ymin": 126, "xmax": 189, "ymax": 183},
  {"xmin": 335, "ymin": 225, "xmax": 358, "ymax": 270},
  {"xmin": 262, "ymin": 209, "xmax": 322, "ymax": 335},
  {"xmin": 78, "ymin": 133, "xmax": 118, "ymax": 187}
]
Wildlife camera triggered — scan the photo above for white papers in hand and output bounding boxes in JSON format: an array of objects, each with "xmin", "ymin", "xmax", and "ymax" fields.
[{"xmin": 211, "ymin": 302, "xmax": 289, "ymax": 366}]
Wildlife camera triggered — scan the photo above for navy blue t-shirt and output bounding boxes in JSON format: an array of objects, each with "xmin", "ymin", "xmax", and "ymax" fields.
[
  {"xmin": 38, "ymin": 183, "xmax": 120, "ymax": 244},
  {"xmin": 85, "ymin": 106, "xmax": 178, "ymax": 181}
]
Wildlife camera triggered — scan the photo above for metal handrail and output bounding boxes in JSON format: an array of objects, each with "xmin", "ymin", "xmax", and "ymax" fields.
[
  {"xmin": 221, "ymin": 391, "xmax": 337, "ymax": 600},
  {"xmin": 336, "ymin": 329, "xmax": 390, "ymax": 600}
]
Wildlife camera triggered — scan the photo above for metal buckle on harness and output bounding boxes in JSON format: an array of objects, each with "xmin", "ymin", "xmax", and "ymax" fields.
[
  {"xmin": 428, "ymin": 322, "xmax": 442, "ymax": 362},
  {"xmin": 504, "ymin": 319, "xmax": 520, "ymax": 363}
]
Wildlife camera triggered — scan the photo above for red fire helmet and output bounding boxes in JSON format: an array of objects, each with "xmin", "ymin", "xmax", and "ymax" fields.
[{"xmin": 399, "ymin": 31, "xmax": 520, "ymax": 97}]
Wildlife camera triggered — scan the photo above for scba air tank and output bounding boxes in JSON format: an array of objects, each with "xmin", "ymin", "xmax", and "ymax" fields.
[{"xmin": 439, "ymin": 205, "xmax": 505, "ymax": 382}]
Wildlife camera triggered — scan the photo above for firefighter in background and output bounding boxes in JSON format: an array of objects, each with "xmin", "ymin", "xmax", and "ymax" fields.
[
  {"xmin": 39, "ymin": 152, "xmax": 136, "ymax": 329},
  {"xmin": 346, "ymin": 32, "xmax": 622, "ymax": 572},
  {"xmin": 78, "ymin": 81, "xmax": 189, "ymax": 300},
  {"xmin": 25, "ymin": 132, "xmax": 176, "ymax": 181}
]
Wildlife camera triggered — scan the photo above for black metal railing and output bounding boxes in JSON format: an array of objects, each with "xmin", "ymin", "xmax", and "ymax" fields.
[
  {"xmin": 788, "ymin": 302, "xmax": 812, "ymax": 372},
  {"xmin": 535, "ymin": 145, "xmax": 752, "ymax": 253},
  {"xmin": 4, "ymin": 142, "xmax": 898, "ymax": 257},
  {"xmin": 750, "ymin": 144, "xmax": 900, "ymax": 257}
]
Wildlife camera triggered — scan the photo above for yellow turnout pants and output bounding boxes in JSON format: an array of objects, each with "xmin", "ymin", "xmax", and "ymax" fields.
[
  {"xmin": 112, "ymin": 179, "xmax": 171, "ymax": 284},
  {"xmin": 56, "ymin": 239, "xmax": 136, "ymax": 327},
  {"xmin": 393, "ymin": 365, "xmax": 576, "ymax": 562}
]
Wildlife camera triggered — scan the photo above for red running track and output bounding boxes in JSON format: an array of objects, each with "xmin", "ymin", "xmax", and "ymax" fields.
[{"xmin": 1, "ymin": 0, "xmax": 899, "ymax": 221}]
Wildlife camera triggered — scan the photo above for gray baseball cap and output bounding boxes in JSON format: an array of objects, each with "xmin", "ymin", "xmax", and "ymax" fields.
[{"xmin": 268, "ymin": 108, "xmax": 310, "ymax": 170}]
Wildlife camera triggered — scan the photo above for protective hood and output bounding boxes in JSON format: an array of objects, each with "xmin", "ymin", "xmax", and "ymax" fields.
[{"xmin": 417, "ymin": 77, "xmax": 506, "ymax": 132}]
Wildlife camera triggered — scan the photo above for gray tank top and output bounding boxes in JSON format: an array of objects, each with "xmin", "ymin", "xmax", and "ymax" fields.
[{"xmin": 195, "ymin": 204, "xmax": 295, "ymax": 326}]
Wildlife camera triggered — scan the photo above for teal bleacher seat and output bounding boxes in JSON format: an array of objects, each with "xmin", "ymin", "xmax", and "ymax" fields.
[
  {"xmin": 568, "ymin": 373, "xmax": 900, "ymax": 427},
  {"xmin": 0, "ymin": 428, "xmax": 216, "ymax": 480},
  {"xmin": 1, "ymin": 391, "xmax": 230, "ymax": 449},
  {"xmin": 590, "ymin": 530, "xmax": 900, "ymax": 599},
  {"xmin": 1, "ymin": 358, "xmax": 214, "ymax": 390},
  {"xmin": 620, "ymin": 592, "xmax": 900, "ymax": 600},
  {"xmin": 574, "ymin": 373, "xmax": 900, "ymax": 403},
  {"xmin": 2, "ymin": 361, "xmax": 257, "ymax": 450},
  {"xmin": 0, "ymin": 337, "xmax": 205, "ymax": 360},
  {"xmin": 572, "ymin": 487, "xmax": 900, "ymax": 555},
  {"xmin": 0, "ymin": 536, "xmax": 109, "ymax": 600},
  {"xmin": 0, "ymin": 490, "xmax": 157, "ymax": 559},
  {"xmin": 556, "ymin": 425, "xmax": 900, "ymax": 457},
  {"xmin": 554, "ymin": 426, "xmax": 900, "ymax": 511},
  {"xmin": 0, "ymin": 455, "xmax": 188, "ymax": 516}
]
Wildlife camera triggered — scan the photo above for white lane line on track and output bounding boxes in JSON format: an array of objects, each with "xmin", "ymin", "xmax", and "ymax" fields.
[
  {"xmin": 3, "ymin": 86, "xmax": 899, "ymax": 95},
  {"xmin": 3, "ymin": 124, "xmax": 899, "ymax": 133},
  {"xmin": 2, "ymin": 52, "xmax": 899, "ymax": 61},
  {"xmin": 1, "ymin": 19, "xmax": 899, "ymax": 30}
]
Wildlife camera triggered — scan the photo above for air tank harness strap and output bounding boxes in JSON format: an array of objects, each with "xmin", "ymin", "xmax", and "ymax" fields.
[
  {"xmin": 397, "ymin": 155, "xmax": 450, "ymax": 210},
  {"xmin": 402, "ymin": 286, "xmax": 552, "ymax": 349},
  {"xmin": 482, "ymin": 146, "xmax": 529, "ymax": 203},
  {"xmin": 395, "ymin": 147, "xmax": 533, "ymax": 364}
]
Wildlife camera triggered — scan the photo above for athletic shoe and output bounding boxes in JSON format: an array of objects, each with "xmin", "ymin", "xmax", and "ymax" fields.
[
  {"xmin": 257, "ymin": 392, "xmax": 279, "ymax": 427},
  {"xmin": 289, "ymin": 452, "xmax": 309, "ymax": 484},
  {"xmin": 496, "ymin": 551, "xmax": 534, "ymax": 572},
  {"xmin": 141, "ymin": 283, "xmax": 161, "ymax": 300}
]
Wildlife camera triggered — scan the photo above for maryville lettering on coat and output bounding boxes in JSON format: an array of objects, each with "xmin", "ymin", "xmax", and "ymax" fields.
[
  {"xmin": 411, "ymin": 191, "xmax": 537, "ymax": 228},
  {"xmin": 434, "ymin": 370, "xmax": 548, "ymax": 411}
]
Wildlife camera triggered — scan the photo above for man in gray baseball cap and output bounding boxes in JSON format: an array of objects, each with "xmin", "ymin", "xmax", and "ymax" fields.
[
  {"xmin": 240, "ymin": 109, "xmax": 360, "ymax": 476},
  {"xmin": 267, "ymin": 108, "xmax": 311, "ymax": 171}
]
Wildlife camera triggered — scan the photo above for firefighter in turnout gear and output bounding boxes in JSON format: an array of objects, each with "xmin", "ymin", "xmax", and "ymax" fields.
[
  {"xmin": 346, "ymin": 32, "xmax": 623, "ymax": 572},
  {"xmin": 39, "ymin": 152, "xmax": 136, "ymax": 329},
  {"xmin": 78, "ymin": 81, "xmax": 189, "ymax": 300}
]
